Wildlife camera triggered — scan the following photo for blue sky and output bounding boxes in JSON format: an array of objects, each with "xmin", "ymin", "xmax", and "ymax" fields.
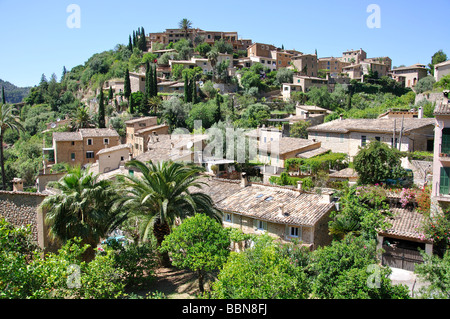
[{"xmin": 1, "ymin": 0, "xmax": 449, "ymax": 87}]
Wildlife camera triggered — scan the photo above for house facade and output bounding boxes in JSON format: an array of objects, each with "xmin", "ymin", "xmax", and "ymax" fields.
[
  {"xmin": 290, "ymin": 54, "xmax": 318, "ymax": 77},
  {"xmin": 390, "ymin": 64, "xmax": 428, "ymax": 88},
  {"xmin": 125, "ymin": 116, "xmax": 170, "ymax": 156},
  {"xmin": 97, "ymin": 144, "xmax": 132, "ymax": 173},
  {"xmin": 434, "ymin": 60, "xmax": 450, "ymax": 82},
  {"xmin": 197, "ymin": 177, "xmax": 336, "ymax": 250},
  {"xmin": 431, "ymin": 102, "xmax": 450, "ymax": 201},
  {"xmin": 49, "ymin": 128, "xmax": 120, "ymax": 167},
  {"xmin": 307, "ymin": 118, "xmax": 435, "ymax": 160}
]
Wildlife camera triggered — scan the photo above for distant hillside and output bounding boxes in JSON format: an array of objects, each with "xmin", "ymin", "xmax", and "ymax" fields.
[{"xmin": 0, "ymin": 79, "xmax": 31, "ymax": 104}]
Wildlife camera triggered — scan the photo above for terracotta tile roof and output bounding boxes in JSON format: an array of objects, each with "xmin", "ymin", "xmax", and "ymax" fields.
[
  {"xmin": 380, "ymin": 208, "xmax": 428, "ymax": 242},
  {"xmin": 307, "ymin": 118, "xmax": 434, "ymax": 134},
  {"xmin": 433, "ymin": 102, "xmax": 450, "ymax": 115},
  {"xmin": 125, "ymin": 116, "xmax": 157, "ymax": 125},
  {"xmin": 97, "ymin": 144, "xmax": 132, "ymax": 155},
  {"xmin": 135, "ymin": 124, "xmax": 169, "ymax": 135},
  {"xmin": 296, "ymin": 147, "xmax": 329, "ymax": 159},
  {"xmin": 53, "ymin": 131, "xmax": 82, "ymax": 141},
  {"xmin": 215, "ymin": 183, "xmax": 335, "ymax": 227},
  {"xmin": 79, "ymin": 128, "xmax": 119, "ymax": 138},
  {"xmin": 192, "ymin": 177, "xmax": 242, "ymax": 204},
  {"xmin": 259, "ymin": 137, "xmax": 320, "ymax": 155},
  {"xmin": 329, "ymin": 167, "xmax": 358, "ymax": 178}
]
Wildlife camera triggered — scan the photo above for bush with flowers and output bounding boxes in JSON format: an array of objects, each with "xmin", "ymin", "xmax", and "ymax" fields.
[{"xmin": 420, "ymin": 211, "xmax": 450, "ymax": 256}]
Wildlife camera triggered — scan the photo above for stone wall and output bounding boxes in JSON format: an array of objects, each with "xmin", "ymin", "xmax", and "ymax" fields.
[{"xmin": 0, "ymin": 191, "xmax": 56, "ymax": 252}]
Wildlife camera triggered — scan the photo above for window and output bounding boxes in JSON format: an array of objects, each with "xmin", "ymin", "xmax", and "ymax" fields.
[
  {"xmin": 361, "ymin": 135, "xmax": 367, "ymax": 147},
  {"xmin": 290, "ymin": 226, "xmax": 299, "ymax": 237},
  {"xmin": 340, "ymin": 133, "xmax": 344, "ymax": 143},
  {"xmin": 71, "ymin": 153, "xmax": 75, "ymax": 161},
  {"xmin": 375, "ymin": 136, "xmax": 381, "ymax": 142},
  {"xmin": 224, "ymin": 213, "xmax": 232, "ymax": 222},
  {"xmin": 86, "ymin": 151, "xmax": 94, "ymax": 159},
  {"xmin": 265, "ymin": 196, "xmax": 273, "ymax": 201},
  {"xmin": 87, "ymin": 139, "xmax": 93, "ymax": 146},
  {"xmin": 261, "ymin": 59, "xmax": 265, "ymax": 64},
  {"xmin": 104, "ymin": 138, "xmax": 109, "ymax": 145},
  {"xmin": 71, "ymin": 141, "xmax": 75, "ymax": 146},
  {"xmin": 326, "ymin": 133, "xmax": 330, "ymax": 141},
  {"xmin": 256, "ymin": 194, "xmax": 264, "ymax": 199},
  {"xmin": 255, "ymin": 220, "xmax": 267, "ymax": 231},
  {"xmin": 121, "ymin": 156, "xmax": 125, "ymax": 161}
]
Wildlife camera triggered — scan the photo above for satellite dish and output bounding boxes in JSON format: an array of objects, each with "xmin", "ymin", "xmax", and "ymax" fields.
[
  {"xmin": 50, "ymin": 123, "xmax": 57, "ymax": 128},
  {"xmin": 56, "ymin": 118, "xmax": 61, "ymax": 122}
]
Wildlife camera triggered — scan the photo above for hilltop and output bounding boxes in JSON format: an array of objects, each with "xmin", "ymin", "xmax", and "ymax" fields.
[{"xmin": 0, "ymin": 79, "xmax": 31, "ymax": 104}]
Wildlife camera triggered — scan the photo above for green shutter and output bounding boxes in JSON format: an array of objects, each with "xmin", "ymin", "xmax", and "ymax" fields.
[
  {"xmin": 440, "ymin": 167, "xmax": 450, "ymax": 195},
  {"xmin": 442, "ymin": 129, "xmax": 450, "ymax": 154}
]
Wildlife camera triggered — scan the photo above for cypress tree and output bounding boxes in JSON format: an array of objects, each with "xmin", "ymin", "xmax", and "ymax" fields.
[
  {"xmin": 128, "ymin": 35, "xmax": 133, "ymax": 51},
  {"xmin": 108, "ymin": 86, "xmax": 113, "ymax": 101},
  {"xmin": 215, "ymin": 94, "xmax": 222, "ymax": 123},
  {"xmin": 1, "ymin": 87, "xmax": 5, "ymax": 104},
  {"xmin": 184, "ymin": 74, "xmax": 190, "ymax": 103},
  {"xmin": 192, "ymin": 79, "xmax": 197, "ymax": 104},
  {"xmin": 98, "ymin": 88, "xmax": 106, "ymax": 128},
  {"xmin": 132, "ymin": 30, "xmax": 137, "ymax": 47},
  {"xmin": 152, "ymin": 63, "xmax": 158, "ymax": 97},
  {"xmin": 124, "ymin": 68, "xmax": 131, "ymax": 107}
]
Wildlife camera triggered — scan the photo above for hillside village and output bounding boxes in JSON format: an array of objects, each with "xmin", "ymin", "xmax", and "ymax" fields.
[{"xmin": 1, "ymin": 20, "xmax": 450, "ymax": 300}]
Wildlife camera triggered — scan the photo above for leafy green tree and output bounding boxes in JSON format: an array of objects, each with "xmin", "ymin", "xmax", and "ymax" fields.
[
  {"xmin": 289, "ymin": 120, "xmax": 311, "ymax": 139},
  {"xmin": 210, "ymin": 234, "xmax": 310, "ymax": 299},
  {"xmin": 329, "ymin": 185, "xmax": 392, "ymax": 240},
  {"xmin": 275, "ymin": 68, "xmax": 294, "ymax": 86},
  {"xmin": 0, "ymin": 103, "xmax": 23, "ymax": 190},
  {"xmin": 308, "ymin": 235, "xmax": 410, "ymax": 299},
  {"xmin": 114, "ymin": 160, "xmax": 221, "ymax": 266},
  {"xmin": 160, "ymin": 97, "xmax": 190, "ymax": 131},
  {"xmin": 415, "ymin": 76, "xmax": 436, "ymax": 93},
  {"xmin": 40, "ymin": 166, "xmax": 123, "ymax": 261},
  {"xmin": 353, "ymin": 140, "xmax": 405, "ymax": 185},
  {"xmin": 428, "ymin": 50, "xmax": 447, "ymax": 76},
  {"xmin": 414, "ymin": 250, "xmax": 450, "ymax": 298},
  {"xmin": 195, "ymin": 42, "xmax": 211, "ymax": 57},
  {"xmin": 160, "ymin": 214, "xmax": 230, "ymax": 293}
]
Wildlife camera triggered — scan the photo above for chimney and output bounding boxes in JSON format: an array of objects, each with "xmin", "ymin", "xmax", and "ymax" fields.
[
  {"xmin": 241, "ymin": 172, "xmax": 249, "ymax": 188},
  {"xmin": 297, "ymin": 180, "xmax": 303, "ymax": 191},
  {"xmin": 12, "ymin": 178, "xmax": 24, "ymax": 192},
  {"xmin": 278, "ymin": 204, "xmax": 287, "ymax": 217},
  {"xmin": 339, "ymin": 114, "xmax": 343, "ymax": 121},
  {"xmin": 418, "ymin": 107, "xmax": 423, "ymax": 119}
]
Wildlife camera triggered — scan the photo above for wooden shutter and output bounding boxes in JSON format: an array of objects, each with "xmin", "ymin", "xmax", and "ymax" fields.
[{"xmin": 440, "ymin": 167, "xmax": 450, "ymax": 195}]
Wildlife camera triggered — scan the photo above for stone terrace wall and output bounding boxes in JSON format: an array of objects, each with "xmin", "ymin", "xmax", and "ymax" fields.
[{"xmin": 0, "ymin": 191, "xmax": 52, "ymax": 251}]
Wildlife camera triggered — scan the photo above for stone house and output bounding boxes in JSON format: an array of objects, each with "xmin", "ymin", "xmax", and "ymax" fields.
[
  {"xmin": 307, "ymin": 118, "xmax": 435, "ymax": 160},
  {"xmin": 318, "ymin": 57, "xmax": 350, "ymax": 75},
  {"xmin": 48, "ymin": 128, "xmax": 120, "ymax": 167},
  {"xmin": 196, "ymin": 176, "xmax": 336, "ymax": 250},
  {"xmin": 389, "ymin": 64, "xmax": 428, "ymax": 88},
  {"xmin": 290, "ymin": 54, "xmax": 318, "ymax": 77},
  {"xmin": 339, "ymin": 48, "xmax": 367, "ymax": 64},
  {"xmin": 434, "ymin": 60, "xmax": 450, "ymax": 82},
  {"xmin": 125, "ymin": 116, "xmax": 170, "ymax": 156}
]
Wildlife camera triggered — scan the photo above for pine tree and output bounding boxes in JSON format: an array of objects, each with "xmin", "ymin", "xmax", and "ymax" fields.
[{"xmin": 98, "ymin": 88, "xmax": 106, "ymax": 128}]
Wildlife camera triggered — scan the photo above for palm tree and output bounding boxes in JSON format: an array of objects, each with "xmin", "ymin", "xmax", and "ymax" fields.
[
  {"xmin": 115, "ymin": 160, "xmax": 221, "ymax": 266},
  {"xmin": 41, "ymin": 166, "xmax": 125, "ymax": 261},
  {"xmin": 71, "ymin": 105, "xmax": 94, "ymax": 131},
  {"xmin": 178, "ymin": 18, "xmax": 193, "ymax": 38},
  {"xmin": 0, "ymin": 103, "xmax": 23, "ymax": 190}
]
